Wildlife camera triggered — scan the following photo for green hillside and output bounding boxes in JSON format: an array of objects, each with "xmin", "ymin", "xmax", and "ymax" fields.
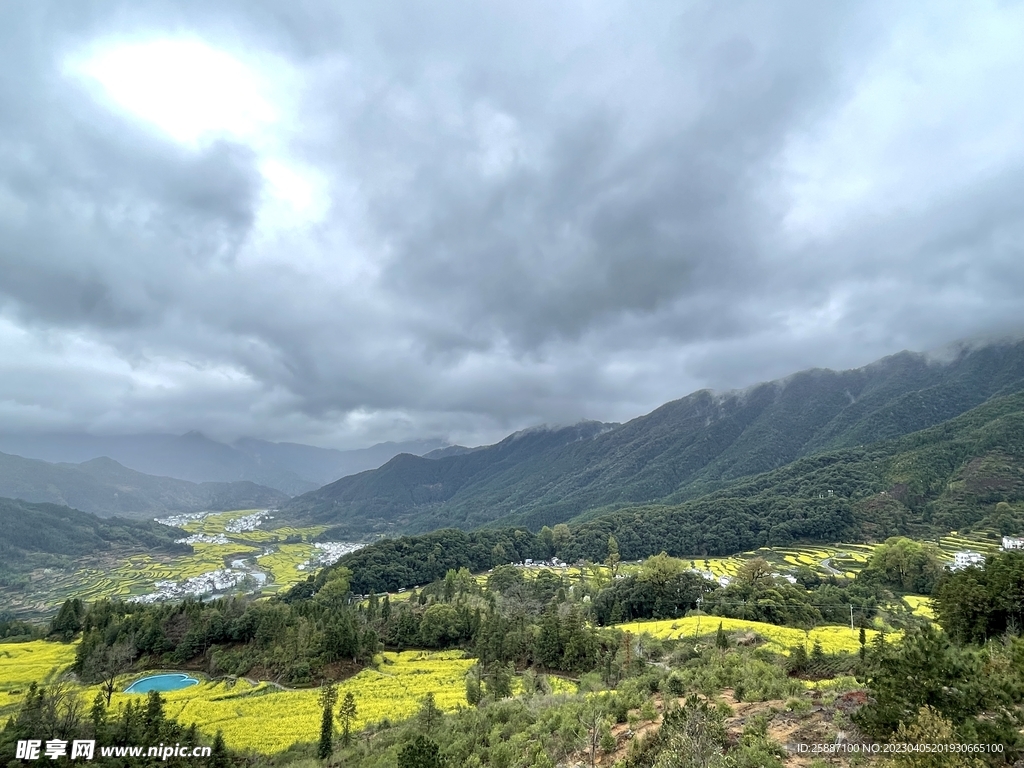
[
  {"xmin": 561, "ymin": 388, "xmax": 1024, "ymax": 561},
  {"xmin": 317, "ymin": 390, "xmax": 1024, "ymax": 595},
  {"xmin": 0, "ymin": 495, "xmax": 190, "ymax": 593},
  {"xmin": 279, "ymin": 340, "xmax": 1024, "ymax": 536},
  {"xmin": 0, "ymin": 452, "xmax": 290, "ymax": 519}
]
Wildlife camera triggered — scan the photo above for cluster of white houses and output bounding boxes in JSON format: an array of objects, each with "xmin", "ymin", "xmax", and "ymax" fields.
[{"xmin": 950, "ymin": 536, "xmax": 1024, "ymax": 571}]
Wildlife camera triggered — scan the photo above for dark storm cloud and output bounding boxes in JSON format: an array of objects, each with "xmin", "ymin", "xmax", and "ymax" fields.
[{"xmin": 0, "ymin": 1, "xmax": 1022, "ymax": 447}]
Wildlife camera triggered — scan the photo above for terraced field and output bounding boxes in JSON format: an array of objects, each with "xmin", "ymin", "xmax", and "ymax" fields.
[
  {"xmin": 675, "ymin": 530, "xmax": 1000, "ymax": 583},
  {"xmin": 611, "ymin": 616, "xmax": 898, "ymax": 655},
  {"xmin": 936, "ymin": 531, "xmax": 1001, "ymax": 557},
  {"xmin": 4, "ymin": 510, "xmax": 350, "ymax": 619}
]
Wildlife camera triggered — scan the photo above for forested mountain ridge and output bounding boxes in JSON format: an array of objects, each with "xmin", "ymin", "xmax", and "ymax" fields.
[
  {"xmin": 280, "ymin": 421, "xmax": 614, "ymax": 534},
  {"xmin": 562, "ymin": 387, "xmax": 1024, "ymax": 560},
  {"xmin": 0, "ymin": 451, "xmax": 289, "ymax": 519},
  {"xmin": 0, "ymin": 496, "xmax": 189, "ymax": 562},
  {"xmin": 316, "ymin": 390, "xmax": 1024, "ymax": 595},
  {"xmin": 280, "ymin": 340, "xmax": 1024, "ymax": 536}
]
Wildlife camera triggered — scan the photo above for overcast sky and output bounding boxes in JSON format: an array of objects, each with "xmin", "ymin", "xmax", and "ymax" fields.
[{"xmin": 1, "ymin": 1, "xmax": 1022, "ymax": 449}]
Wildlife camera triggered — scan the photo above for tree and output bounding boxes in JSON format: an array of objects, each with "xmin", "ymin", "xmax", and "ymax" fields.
[
  {"xmin": 80, "ymin": 637, "xmax": 135, "ymax": 705},
  {"xmin": 715, "ymin": 622, "xmax": 728, "ymax": 650},
  {"xmin": 863, "ymin": 537, "xmax": 944, "ymax": 593},
  {"xmin": 465, "ymin": 667, "xmax": 482, "ymax": 706},
  {"xmin": 578, "ymin": 701, "xmax": 606, "ymax": 768},
  {"xmin": 539, "ymin": 525, "xmax": 556, "ymax": 557},
  {"xmin": 89, "ymin": 692, "xmax": 106, "ymax": 736},
  {"xmin": 317, "ymin": 683, "xmax": 337, "ymax": 760},
  {"xmin": 418, "ymin": 603, "xmax": 467, "ymax": 647},
  {"xmin": 492, "ymin": 543, "xmax": 508, "ymax": 564},
  {"xmin": 639, "ymin": 553, "xmax": 687, "ymax": 587},
  {"xmin": 143, "ymin": 690, "xmax": 165, "ymax": 740},
  {"xmin": 486, "ymin": 662, "xmax": 514, "ymax": 700},
  {"xmin": 210, "ymin": 731, "xmax": 230, "ymax": 768},
  {"xmin": 337, "ymin": 691, "xmax": 357, "ymax": 747},
  {"xmin": 650, "ymin": 696, "xmax": 729, "ymax": 768},
  {"xmin": 886, "ymin": 707, "xmax": 985, "ymax": 768},
  {"xmin": 398, "ymin": 735, "xmax": 443, "ymax": 768},
  {"xmin": 735, "ymin": 558, "xmax": 774, "ymax": 588},
  {"xmin": 552, "ymin": 524, "xmax": 571, "ymax": 555},
  {"xmin": 606, "ymin": 536, "xmax": 621, "ymax": 578},
  {"xmin": 416, "ymin": 692, "xmax": 442, "ymax": 733},
  {"xmin": 50, "ymin": 599, "xmax": 82, "ymax": 642}
]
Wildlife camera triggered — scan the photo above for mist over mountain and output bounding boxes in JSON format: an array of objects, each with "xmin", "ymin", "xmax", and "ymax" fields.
[
  {"xmin": 0, "ymin": 433, "xmax": 449, "ymax": 495},
  {"xmin": 0, "ymin": 451, "xmax": 288, "ymax": 519},
  {"xmin": 279, "ymin": 339, "xmax": 1024, "ymax": 536}
]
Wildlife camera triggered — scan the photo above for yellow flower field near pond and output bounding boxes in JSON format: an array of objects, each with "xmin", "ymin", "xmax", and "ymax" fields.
[
  {"xmin": 612, "ymin": 616, "xmax": 899, "ymax": 655},
  {"xmin": 1, "ymin": 618, "xmax": 892, "ymax": 755},
  {"xmin": 147, "ymin": 651, "xmax": 572, "ymax": 753},
  {"xmin": 0, "ymin": 643, "xmax": 477, "ymax": 754}
]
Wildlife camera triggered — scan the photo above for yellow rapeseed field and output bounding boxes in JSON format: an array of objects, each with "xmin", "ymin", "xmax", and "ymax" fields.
[
  {"xmin": 611, "ymin": 616, "xmax": 898, "ymax": 655},
  {"xmin": 0, "ymin": 640, "xmax": 78, "ymax": 718},
  {"xmin": 0, "ymin": 640, "xmax": 77, "ymax": 690},
  {"xmin": 93, "ymin": 651, "xmax": 475, "ymax": 754},
  {"xmin": 1, "ymin": 641, "xmax": 480, "ymax": 754},
  {"xmin": 902, "ymin": 595, "xmax": 936, "ymax": 619}
]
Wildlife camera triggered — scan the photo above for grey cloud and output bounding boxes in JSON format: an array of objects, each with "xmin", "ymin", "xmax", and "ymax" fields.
[{"xmin": 0, "ymin": 1, "xmax": 1022, "ymax": 448}]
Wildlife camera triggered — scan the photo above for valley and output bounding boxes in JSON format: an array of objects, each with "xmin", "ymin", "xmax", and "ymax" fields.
[
  {"xmin": 1, "ymin": 509, "xmax": 362, "ymax": 620},
  {"xmin": 4, "ymin": 342, "xmax": 1024, "ymax": 766}
]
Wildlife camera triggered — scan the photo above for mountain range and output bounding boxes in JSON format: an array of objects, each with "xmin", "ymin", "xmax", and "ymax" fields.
[
  {"xmin": 0, "ymin": 452, "xmax": 289, "ymax": 519},
  {"xmin": 0, "ymin": 433, "xmax": 449, "ymax": 495},
  {"xmin": 278, "ymin": 339, "xmax": 1024, "ymax": 537}
]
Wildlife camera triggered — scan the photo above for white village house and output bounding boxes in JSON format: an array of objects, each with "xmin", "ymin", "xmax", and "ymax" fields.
[
  {"xmin": 1001, "ymin": 536, "xmax": 1024, "ymax": 551},
  {"xmin": 952, "ymin": 550, "xmax": 984, "ymax": 570}
]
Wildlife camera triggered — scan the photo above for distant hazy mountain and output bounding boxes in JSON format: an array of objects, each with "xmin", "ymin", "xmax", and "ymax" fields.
[
  {"xmin": 421, "ymin": 445, "xmax": 479, "ymax": 459},
  {"xmin": 0, "ymin": 433, "xmax": 449, "ymax": 494},
  {"xmin": 0, "ymin": 452, "xmax": 289, "ymax": 518},
  {"xmin": 278, "ymin": 339, "xmax": 1024, "ymax": 536},
  {"xmin": 232, "ymin": 437, "xmax": 450, "ymax": 487}
]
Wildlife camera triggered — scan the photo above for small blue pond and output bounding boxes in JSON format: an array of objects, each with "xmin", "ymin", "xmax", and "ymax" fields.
[{"xmin": 124, "ymin": 674, "xmax": 199, "ymax": 694}]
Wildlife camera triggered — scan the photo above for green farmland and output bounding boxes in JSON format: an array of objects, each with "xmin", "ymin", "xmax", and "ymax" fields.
[{"xmin": 2, "ymin": 510, "xmax": 342, "ymax": 619}]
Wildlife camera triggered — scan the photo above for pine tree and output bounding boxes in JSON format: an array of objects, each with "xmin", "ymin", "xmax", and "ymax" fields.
[
  {"xmin": 486, "ymin": 662, "xmax": 513, "ymax": 700},
  {"xmin": 416, "ymin": 692, "xmax": 442, "ymax": 733},
  {"xmin": 606, "ymin": 536, "xmax": 621, "ymax": 577},
  {"xmin": 465, "ymin": 671, "xmax": 482, "ymax": 706},
  {"xmin": 143, "ymin": 690, "xmax": 165, "ymax": 740},
  {"xmin": 536, "ymin": 607, "xmax": 563, "ymax": 668},
  {"xmin": 50, "ymin": 599, "xmax": 83, "ymax": 641},
  {"xmin": 398, "ymin": 735, "xmax": 443, "ymax": 768},
  {"xmin": 715, "ymin": 622, "xmax": 728, "ymax": 650},
  {"xmin": 210, "ymin": 730, "xmax": 229, "ymax": 768},
  {"xmin": 337, "ymin": 691, "xmax": 357, "ymax": 747},
  {"xmin": 317, "ymin": 683, "xmax": 338, "ymax": 760},
  {"xmin": 89, "ymin": 692, "xmax": 107, "ymax": 736}
]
